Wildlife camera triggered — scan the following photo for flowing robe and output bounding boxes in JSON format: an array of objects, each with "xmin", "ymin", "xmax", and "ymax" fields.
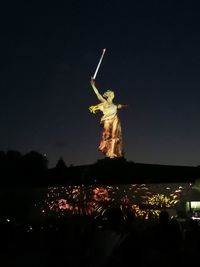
[{"xmin": 98, "ymin": 103, "xmax": 123, "ymax": 158}]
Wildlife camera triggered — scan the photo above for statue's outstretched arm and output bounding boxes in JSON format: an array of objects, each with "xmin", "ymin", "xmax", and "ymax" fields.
[
  {"xmin": 90, "ymin": 79, "xmax": 105, "ymax": 103},
  {"xmin": 117, "ymin": 104, "xmax": 128, "ymax": 109},
  {"xmin": 89, "ymin": 103, "xmax": 103, "ymax": 114}
]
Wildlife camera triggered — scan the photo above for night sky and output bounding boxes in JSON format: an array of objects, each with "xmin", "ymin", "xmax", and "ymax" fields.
[{"xmin": 1, "ymin": 0, "xmax": 200, "ymax": 167}]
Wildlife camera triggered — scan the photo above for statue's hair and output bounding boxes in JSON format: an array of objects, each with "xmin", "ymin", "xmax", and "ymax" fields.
[{"xmin": 103, "ymin": 90, "xmax": 115, "ymax": 98}]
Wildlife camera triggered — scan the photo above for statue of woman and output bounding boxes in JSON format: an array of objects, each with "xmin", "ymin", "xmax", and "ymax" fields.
[{"xmin": 89, "ymin": 79, "xmax": 127, "ymax": 158}]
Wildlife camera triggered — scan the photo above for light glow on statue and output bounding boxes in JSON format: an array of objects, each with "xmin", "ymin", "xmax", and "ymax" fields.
[
  {"xmin": 89, "ymin": 79, "xmax": 127, "ymax": 158},
  {"xmin": 89, "ymin": 49, "xmax": 127, "ymax": 158}
]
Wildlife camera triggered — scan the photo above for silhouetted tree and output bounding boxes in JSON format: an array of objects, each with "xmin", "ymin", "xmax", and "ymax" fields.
[
  {"xmin": 0, "ymin": 151, "xmax": 6, "ymax": 169},
  {"xmin": 6, "ymin": 150, "xmax": 22, "ymax": 170},
  {"xmin": 20, "ymin": 151, "xmax": 48, "ymax": 171},
  {"xmin": 56, "ymin": 157, "xmax": 67, "ymax": 169}
]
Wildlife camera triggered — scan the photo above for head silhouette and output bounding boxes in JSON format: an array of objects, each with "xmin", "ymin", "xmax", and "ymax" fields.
[
  {"xmin": 104, "ymin": 207, "xmax": 124, "ymax": 231},
  {"xmin": 159, "ymin": 210, "xmax": 169, "ymax": 225}
]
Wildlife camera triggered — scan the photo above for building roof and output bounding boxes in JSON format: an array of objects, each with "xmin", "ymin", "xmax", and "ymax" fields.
[
  {"xmin": 4, "ymin": 157, "xmax": 200, "ymax": 186},
  {"xmin": 41, "ymin": 158, "xmax": 200, "ymax": 186}
]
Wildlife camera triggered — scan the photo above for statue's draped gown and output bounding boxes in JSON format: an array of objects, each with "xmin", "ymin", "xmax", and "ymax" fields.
[{"xmin": 98, "ymin": 103, "xmax": 123, "ymax": 158}]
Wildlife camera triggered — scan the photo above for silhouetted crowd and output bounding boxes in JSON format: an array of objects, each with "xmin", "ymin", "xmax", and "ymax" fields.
[{"xmin": 1, "ymin": 209, "xmax": 200, "ymax": 266}]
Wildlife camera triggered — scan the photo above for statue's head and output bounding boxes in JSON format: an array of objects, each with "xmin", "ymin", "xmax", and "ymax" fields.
[{"xmin": 103, "ymin": 90, "xmax": 115, "ymax": 100}]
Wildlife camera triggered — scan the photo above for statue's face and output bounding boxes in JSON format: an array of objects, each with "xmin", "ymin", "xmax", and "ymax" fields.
[{"xmin": 103, "ymin": 90, "xmax": 115, "ymax": 100}]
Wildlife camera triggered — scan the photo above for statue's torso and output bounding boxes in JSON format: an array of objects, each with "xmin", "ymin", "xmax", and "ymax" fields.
[{"xmin": 101, "ymin": 102, "xmax": 117, "ymax": 120}]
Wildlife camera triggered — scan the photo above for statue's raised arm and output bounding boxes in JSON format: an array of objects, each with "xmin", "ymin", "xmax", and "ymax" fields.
[{"xmin": 90, "ymin": 79, "xmax": 105, "ymax": 103}]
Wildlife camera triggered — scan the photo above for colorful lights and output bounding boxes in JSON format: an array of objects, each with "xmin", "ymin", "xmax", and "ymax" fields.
[{"xmin": 43, "ymin": 183, "xmax": 189, "ymax": 219}]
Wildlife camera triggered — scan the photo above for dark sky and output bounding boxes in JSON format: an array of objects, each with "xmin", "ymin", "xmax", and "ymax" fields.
[{"xmin": 1, "ymin": 0, "xmax": 200, "ymax": 167}]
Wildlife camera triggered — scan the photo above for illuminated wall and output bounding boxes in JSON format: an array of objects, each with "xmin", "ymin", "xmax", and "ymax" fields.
[{"xmin": 43, "ymin": 183, "xmax": 192, "ymax": 219}]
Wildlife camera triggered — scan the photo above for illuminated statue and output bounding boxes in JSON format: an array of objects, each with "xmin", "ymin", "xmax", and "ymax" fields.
[{"xmin": 89, "ymin": 79, "xmax": 127, "ymax": 158}]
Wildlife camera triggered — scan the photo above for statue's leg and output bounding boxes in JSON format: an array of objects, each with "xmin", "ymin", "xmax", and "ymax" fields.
[
  {"xmin": 116, "ymin": 120, "xmax": 123, "ymax": 157},
  {"xmin": 110, "ymin": 117, "xmax": 123, "ymax": 157},
  {"xmin": 99, "ymin": 121, "xmax": 109, "ymax": 155},
  {"xmin": 109, "ymin": 117, "xmax": 118, "ymax": 158}
]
